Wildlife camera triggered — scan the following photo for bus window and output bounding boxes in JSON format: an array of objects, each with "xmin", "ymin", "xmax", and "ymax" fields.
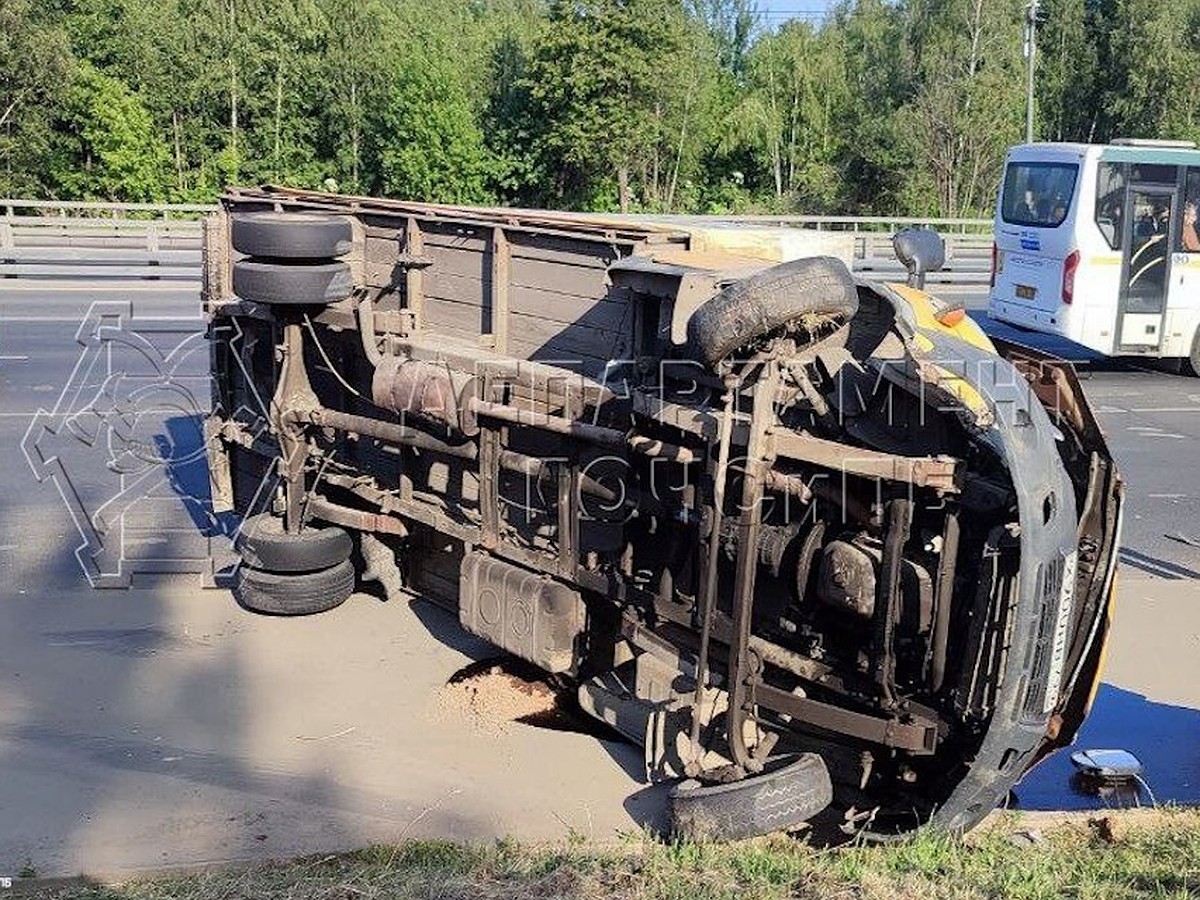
[
  {"xmin": 1095, "ymin": 162, "xmax": 1125, "ymax": 250},
  {"xmin": 1001, "ymin": 162, "xmax": 1079, "ymax": 227},
  {"xmin": 1182, "ymin": 169, "xmax": 1200, "ymax": 253},
  {"xmin": 1130, "ymin": 163, "xmax": 1178, "ymax": 185}
]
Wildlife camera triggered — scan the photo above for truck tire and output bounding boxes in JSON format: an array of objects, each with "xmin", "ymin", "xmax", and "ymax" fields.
[
  {"xmin": 232, "ymin": 259, "xmax": 352, "ymax": 306},
  {"xmin": 669, "ymin": 753, "xmax": 833, "ymax": 841},
  {"xmin": 686, "ymin": 256, "xmax": 858, "ymax": 368},
  {"xmin": 233, "ymin": 559, "xmax": 355, "ymax": 616},
  {"xmin": 231, "ymin": 212, "xmax": 353, "ymax": 259},
  {"xmin": 235, "ymin": 513, "xmax": 353, "ymax": 573}
]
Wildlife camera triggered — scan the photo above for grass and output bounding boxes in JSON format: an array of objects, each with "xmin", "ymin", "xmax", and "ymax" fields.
[{"xmin": 16, "ymin": 810, "xmax": 1200, "ymax": 900}]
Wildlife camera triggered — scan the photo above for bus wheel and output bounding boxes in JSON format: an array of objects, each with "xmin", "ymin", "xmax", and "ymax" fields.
[{"xmin": 1187, "ymin": 329, "xmax": 1200, "ymax": 377}]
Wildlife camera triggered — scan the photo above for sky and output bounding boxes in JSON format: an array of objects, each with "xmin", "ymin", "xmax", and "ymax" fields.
[{"xmin": 757, "ymin": 0, "xmax": 839, "ymax": 28}]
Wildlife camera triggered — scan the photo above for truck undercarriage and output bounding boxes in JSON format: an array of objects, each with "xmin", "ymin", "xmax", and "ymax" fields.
[{"xmin": 203, "ymin": 188, "xmax": 1122, "ymax": 840}]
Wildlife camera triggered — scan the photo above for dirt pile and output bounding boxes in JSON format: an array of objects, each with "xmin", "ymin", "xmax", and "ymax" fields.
[{"xmin": 435, "ymin": 659, "xmax": 560, "ymax": 735}]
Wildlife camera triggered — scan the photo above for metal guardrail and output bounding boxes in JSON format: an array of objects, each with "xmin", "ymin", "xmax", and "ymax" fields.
[
  {"xmin": 0, "ymin": 201, "xmax": 994, "ymax": 284},
  {"xmin": 0, "ymin": 200, "xmax": 994, "ymax": 221},
  {"xmin": 1, "ymin": 199, "xmax": 216, "ymax": 218},
  {"xmin": 0, "ymin": 200, "xmax": 993, "ymax": 233},
  {"xmin": 723, "ymin": 214, "xmax": 994, "ymax": 233},
  {"xmin": 0, "ymin": 202, "xmax": 205, "ymax": 266}
]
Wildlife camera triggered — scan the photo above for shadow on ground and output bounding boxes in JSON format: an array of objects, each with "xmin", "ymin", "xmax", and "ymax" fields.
[{"xmin": 1013, "ymin": 683, "xmax": 1200, "ymax": 811}]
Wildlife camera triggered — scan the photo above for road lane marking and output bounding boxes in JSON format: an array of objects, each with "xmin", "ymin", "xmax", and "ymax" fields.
[{"xmin": 1096, "ymin": 405, "xmax": 1200, "ymax": 414}]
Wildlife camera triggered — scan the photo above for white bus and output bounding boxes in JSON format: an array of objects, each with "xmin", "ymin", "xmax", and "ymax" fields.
[{"xmin": 988, "ymin": 140, "xmax": 1200, "ymax": 371}]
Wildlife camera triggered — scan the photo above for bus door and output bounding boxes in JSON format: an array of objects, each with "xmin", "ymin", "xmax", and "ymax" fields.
[{"xmin": 1117, "ymin": 184, "xmax": 1177, "ymax": 351}]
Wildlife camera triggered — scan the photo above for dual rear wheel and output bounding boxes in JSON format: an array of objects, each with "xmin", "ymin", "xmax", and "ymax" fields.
[
  {"xmin": 233, "ymin": 513, "xmax": 355, "ymax": 615},
  {"xmin": 227, "ymin": 212, "xmax": 359, "ymax": 612},
  {"xmin": 230, "ymin": 212, "xmax": 354, "ymax": 307}
]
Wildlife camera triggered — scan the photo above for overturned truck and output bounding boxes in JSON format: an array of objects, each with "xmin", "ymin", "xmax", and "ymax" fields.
[{"xmin": 203, "ymin": 188, "xmax": 1122, "ymax": 840}]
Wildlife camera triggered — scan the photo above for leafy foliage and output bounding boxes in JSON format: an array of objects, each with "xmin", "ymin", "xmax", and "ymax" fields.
[
  {"xmin": 7, "ymin": 0, "xmax": 1200, "ymax": 214},
  {"xmin": 905, "ymin": 0, "xmax": 1027, "ymax": 217},
  {"xmin": 50, "ymin": 60, "xmax": 172, "ymax": 201},
  {"xmin": 372, "ymin": 44, "xmax": 494, "ymax": 203},
  {"xmin": 0, "ymin": 0, "xmax": 72, "ymax": 197}
]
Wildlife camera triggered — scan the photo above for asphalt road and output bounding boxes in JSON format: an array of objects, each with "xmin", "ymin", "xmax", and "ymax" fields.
[
  {"xmin": 1, "ymin": 273, "xmax": 1198, "ymax": 876},
  {"xmin": 1, "ymin": 276, "xmax": 663, "ymax": 875}
]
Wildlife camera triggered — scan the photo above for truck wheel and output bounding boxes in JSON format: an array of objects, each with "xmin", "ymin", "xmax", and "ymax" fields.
[
  {"xmin": 686, "ymin": 256, "xmax": 858, "ymax": 369},
  {"xmin": 231, "ymin": 212, "xmax": 353, "ymax": 259},
  {"xmin": 669, "ymin": 753, "xmax": 833, "ymax": 841},
  {"xmin": 233, "ymin": 559, "xmax": 355, "ymax": 615},
  {"xmin": 232, "ymin": 259, "xmax": 352, "ymax": 306},
  {"xmin": 235, "ymin": 513, "xmax": 353, "ymax": 573}
]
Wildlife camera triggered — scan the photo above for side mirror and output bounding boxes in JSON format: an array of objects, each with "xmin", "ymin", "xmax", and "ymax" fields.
[{"xmin": 893, "ymin": 227, "xmax": 946, "ymax": 290}]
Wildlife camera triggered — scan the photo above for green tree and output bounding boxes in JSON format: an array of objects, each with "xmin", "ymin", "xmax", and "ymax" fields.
[
  {"xmin": 15, "ymin": 0, "xmax": 1200, "ymax": 215},
  {"xmin": 371, "ymin": 39, "xmax": 493, "ymax": 202},
  {"xmin": 1103, "ymin": 0, "xmax": 1200, "ymax": 144},
  {"xmin": 689, "ymin": 0, "xmax": 758, "ymax": 78},
  {"xmin": 639, "ymin": 10, "xmax": 725, "ymax": 211},
  {"xmin": 233, "ymin": 0, "xmax": 327, "ymax": 187},
  {"xmin": 828, "ymin": 0, "xmax": 916, "ymax": 214},
  {"xmin": 723, "ymin": 20, "xmax": 849, "ymax": 209},
  {"xmin": 0, "ymin": 0, "xmax": 72, "ymax": 197},
  {"xmin": 50, "ymin": 60, "xmax": 172, "ymax": 201},
  {"xmin": 1036, "ymin": 0, "xmax": 1100, "ymax": 142},
  {"xmin": 904, "ymin": 0, "xmax": 1026, "ymax": 216},
  {"xmin": 316, "ymin": 0, "xmax": 400, "ymax": 192},
  {"xmin": 524, "ymin": 0, "xmax": 687, "ymax": 212},
  {"xmin": 481, "ymin": 1, "xmax": 550, "ymax": 205},
  {"xmin": 57, "ymin": 0, "xmax": 241, "ymax": 199}
]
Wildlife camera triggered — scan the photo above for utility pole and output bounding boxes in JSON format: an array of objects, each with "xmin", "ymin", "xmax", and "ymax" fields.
[{"xmin": 1023, "ymin": 0, "xmax": 1040, "ymax": 144}]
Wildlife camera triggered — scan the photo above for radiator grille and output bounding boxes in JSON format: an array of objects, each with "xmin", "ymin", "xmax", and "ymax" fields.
[{"xmin": 1022, "ymin": 551, "xmax": 1076, "ymax": 719}]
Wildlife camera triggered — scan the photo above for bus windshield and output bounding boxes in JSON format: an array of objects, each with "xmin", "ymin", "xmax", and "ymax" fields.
[{"xmin": 1001, "ymin": 162, "xmax": 1079, "ymax": 228}]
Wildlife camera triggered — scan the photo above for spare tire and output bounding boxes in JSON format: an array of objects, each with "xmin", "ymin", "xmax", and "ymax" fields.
[
  {"xmin": 234, "ymin": 559, "xmax": 355, "ymax": 616},
  {"xmin": 235, "ymin": 513, "xmax": 352, "ymax": 573},
  {"xmin": 231, "ymin": 212, "xmax": 353, "ymax": 259},
  {"xmin": 669, "ymin": 753, "xmax": 833, "ymax": 841},
  {"xmin": 233, "ymin": 259, "xmax": 352, "ymax": 306},
  {"xmin": 686, "ymin": 256, "xmax": 857, "ymax": 368}
]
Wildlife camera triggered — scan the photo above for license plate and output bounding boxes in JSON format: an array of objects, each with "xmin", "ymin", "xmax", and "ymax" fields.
[{"xmin": 1016, "ymin": 284, "xmax": 1037, "ymax": 300}]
